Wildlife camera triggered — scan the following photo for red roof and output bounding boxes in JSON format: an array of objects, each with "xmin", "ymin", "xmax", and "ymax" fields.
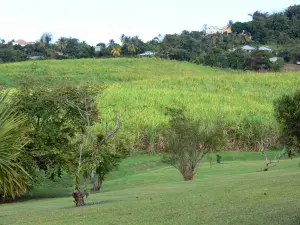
[{"xmin": 15, "ymin": 39, "xmax": 27, "ymax": 43}]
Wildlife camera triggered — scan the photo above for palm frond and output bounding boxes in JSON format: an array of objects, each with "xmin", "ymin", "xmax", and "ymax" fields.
[{"xmin": 0, "ymin": 91, "xmax": 30, "ymax": 199}]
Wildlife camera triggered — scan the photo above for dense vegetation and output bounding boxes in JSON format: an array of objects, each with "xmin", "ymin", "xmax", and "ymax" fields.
[
  {"xmin": 232, "ymin": 5, "xmax": 300, "ymax": 44},
  {"xmin": 1, "ymin": 4, "xmax": 299, "ymax": 71}
]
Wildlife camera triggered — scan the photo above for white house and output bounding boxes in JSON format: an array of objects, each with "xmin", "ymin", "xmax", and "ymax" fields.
[
  {"xmin": 138, "ymin": 51, "xmax": 155, "ymax": 57},
  {"xmin": 206, "ymin": 26, "xmax": 223, "ymax": 35},
  {"xmin": 205, "ymin": 25, "xmax": 232, "ymax": 35}
]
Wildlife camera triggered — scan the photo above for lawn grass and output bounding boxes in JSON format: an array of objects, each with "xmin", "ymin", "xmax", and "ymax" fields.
[{"xmin": 1, "ymin": 154, "xmax": 299, "ymax": 225}]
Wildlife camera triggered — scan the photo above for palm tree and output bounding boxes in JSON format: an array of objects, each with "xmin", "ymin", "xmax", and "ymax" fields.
[
  {"xmin": 0, "ymin": 91, "xmax": 30, "ymax": 200},
  {"xmin": 111, "ymin": 45, "xmax": 121, "ymax": 57},
  {"xmin": 57, "ymin": 37, "xmax": 67, "ymax": 53},
  {"xmin": 127, "ymin": 43, "xmax": 137, "ymax": 56}
]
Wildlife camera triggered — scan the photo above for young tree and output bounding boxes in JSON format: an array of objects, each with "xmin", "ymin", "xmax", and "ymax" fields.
[
  {"xmin": 65, "ymin": 85, "xmax": 122, "ymax": 192},
  {"xmin": 162, "ymin": 108, "xmax": 226, "ymax": 181}
]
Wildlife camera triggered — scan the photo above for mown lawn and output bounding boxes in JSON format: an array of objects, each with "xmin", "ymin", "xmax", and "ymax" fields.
[{"xmin": 1, "ymin": 154, "xmax": 299, "ymax": 225}]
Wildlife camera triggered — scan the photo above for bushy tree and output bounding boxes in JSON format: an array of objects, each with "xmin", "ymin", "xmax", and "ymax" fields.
[
  {"xmin": 274, "ymin": 90, "xmax": 300, "ymax": 153},
  {"xmin": 14, "ymin": 80, "xmax": 87, "ymax": 178},
  {"xmin": 162, "ymin": 108, "xmax": 226, "ymax": 181}
]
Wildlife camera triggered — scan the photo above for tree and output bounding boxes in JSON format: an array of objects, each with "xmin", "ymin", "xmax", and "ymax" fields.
[
  {"xmin": 127, "ymin": 43, "xmax": 137, "ymax": 56},
  {"xmin": 162, "ymin": 108, "xmax": 226, "ymax": 181},
  {"xmin": 65, "ymin": 85, "xmax": 122, "ymax": 192},
  {"xmin": 274, "ymin": 90, "xmax": 300, "ymax": 155},
  {"xmin": 14, "ymin": 80, "xmax": 87, "ymax": 179},
  {"xmin": 284, "ymin": 5, "xmax": 300, "ymax": 20},
  {"xmin": 40, "ymin": 32, "xmax": 53, "ymax": 47},
  {"xmin": 111, "ymin": 45, "xmax": 121, "ymax": 57},
  {"xmin": 56, "ymin": 37, "xmax": 67, "ymax": 53},
  {"xmin": 0, "ymin": 91, "xmax": 30, "ymax": 200}
]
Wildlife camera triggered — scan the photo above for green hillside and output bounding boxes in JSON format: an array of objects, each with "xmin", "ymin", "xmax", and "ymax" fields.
[{"xmin": 1, "ymin": 58, "xmax": 300, "ymax": 150}]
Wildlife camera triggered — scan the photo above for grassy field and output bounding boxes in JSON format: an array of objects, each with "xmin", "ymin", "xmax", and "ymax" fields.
[
  {"xmin": 1, "ymin": 58, "xmax": 300, "ymax": 149},
  {"xmin": 0, "ymin": 153, "xmax": 299, "ymax": 225}
]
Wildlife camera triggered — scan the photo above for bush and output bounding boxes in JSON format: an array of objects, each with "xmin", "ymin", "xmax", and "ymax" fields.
[
  {"xmin": 269, "ymin": 58, "xmax": 285, "ymax": 72},
  {"xmin": 278, "ymin": 50, "xmax": 292, "ymax": 62},
  {"xmin": 162, "ymin": 108, "xmax": 227, "ymax": 181},
  {"xmin": 274, "ymin": 90, "xmax": 300, "ymax": 152}
]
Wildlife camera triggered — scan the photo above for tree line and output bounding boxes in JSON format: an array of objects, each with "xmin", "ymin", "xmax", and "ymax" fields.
[{"xmin": 0, "ymin": 4, "xmax": 300, "ymax": 70}]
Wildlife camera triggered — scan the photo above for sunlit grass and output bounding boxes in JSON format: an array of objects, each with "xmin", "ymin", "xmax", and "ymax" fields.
[{"xmin": 1, "ymin": 154, "xmax": 299, "ymax": 225}]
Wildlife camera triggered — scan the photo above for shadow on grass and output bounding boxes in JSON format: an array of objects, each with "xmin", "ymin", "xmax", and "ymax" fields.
[{"xmin": 60, "ymin": 200, "xmax": 113, "ymax": 209}]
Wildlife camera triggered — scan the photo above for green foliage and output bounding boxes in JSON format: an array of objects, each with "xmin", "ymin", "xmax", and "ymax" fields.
[
  {"xmin": 0, "ymin": 46, "xmax": 27, "ymax": 63},
  {"xmin": 94, "ymin": 137, "xmax": 130, "ymax": 190},
  {"xmin": 236, "ymin": 7, "xmax": 300, "ymax": 44},
  {"xmin": 269, "ymin": 58, "xmax": 285, "ymax": 72},
  {"xmin": 0, "ymin": 91, "xmax": 30, "ymax": 200},
  {"xmin": 274, "ymin": 90, "xmax": 300, "ymax": 152},
  {"xmin": 13, "ymin": 80, "xmax": 102, "ymax": 178},
  {"xmin": 162, "ymin": 107, "xmax": 226, "ymax": 180}
]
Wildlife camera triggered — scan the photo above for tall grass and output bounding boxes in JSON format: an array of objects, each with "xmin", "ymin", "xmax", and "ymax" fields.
[{"xmin": 1, "ymin": 58, "xmax": 300, "ymax": 151}]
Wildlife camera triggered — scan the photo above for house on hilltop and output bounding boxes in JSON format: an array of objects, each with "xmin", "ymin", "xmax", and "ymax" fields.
[
  {"xmin": 206, "ymin": 25, "xmax": 232, "ymax": 35},
  {"xmin": 13, "ymin": 39, "xmax": 34, "ymax": 46}
]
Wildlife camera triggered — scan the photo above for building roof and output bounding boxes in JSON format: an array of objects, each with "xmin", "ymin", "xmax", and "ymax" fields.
[
  {"xmin": 258, "ymin": 46, "xmax": 272, "ymax": 51},
  {"xmin": 242, "ymin": 45, "xmax": 255, "ymax": 51},
  {"xmin": 15, "ymin": 39, "xmax": 27, "ymax": 44},
  {"xmin": 138, "ymin": 51, "xmax": 155, "ymax": 56}
]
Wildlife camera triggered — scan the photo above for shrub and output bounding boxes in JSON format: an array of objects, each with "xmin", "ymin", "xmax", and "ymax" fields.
[
  {"xmin": 274, "ymin": 90, "xmax": 300, "ymax": 153},
  {"xmin": 162, "ymin": 108, "xmax": 226, "ymax": 181},
  {"xmin": 269, "ymin": 58, "xmax": 285, "ymax": 72}
]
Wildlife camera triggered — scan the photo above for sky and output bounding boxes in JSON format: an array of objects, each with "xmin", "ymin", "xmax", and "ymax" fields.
[{"xmin": 1, "ymin": 0, "xmax": 299, "ymax": 45}]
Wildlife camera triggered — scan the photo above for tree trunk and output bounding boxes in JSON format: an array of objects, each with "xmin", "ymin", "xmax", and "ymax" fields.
[
  {"xmin": 183, "ymin": 174, "xmax": 194, "ymax": 181},
  {"xmin": 182, "ymin": 169, "xmax": 194, "ymax": 181},
  {"xmin": 91, "ymin": 169, "xmax": 98, "ymax": 192},
  {"xmin": 97, "ymin": 174, "xmax": 104, "ymax": 191},
  {"xmin": 72, "ymin": 188, "xmax": 85, "ymax": 207}
]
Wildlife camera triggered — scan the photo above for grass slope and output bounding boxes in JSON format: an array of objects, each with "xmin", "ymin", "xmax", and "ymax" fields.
[
  {"xmin": 1, "ymin": 154, "xmax": 299, "ymax": 225},
  {"xmin": 1, "ymin": 58, "xmax": 300, "ymax": 148}
]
